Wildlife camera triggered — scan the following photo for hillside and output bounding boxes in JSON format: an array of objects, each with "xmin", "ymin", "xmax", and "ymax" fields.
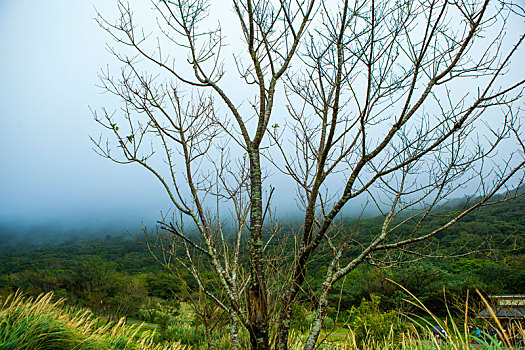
[{"xmin": 0, "ymin": 195, "xmax": 524, "ymax": 318}]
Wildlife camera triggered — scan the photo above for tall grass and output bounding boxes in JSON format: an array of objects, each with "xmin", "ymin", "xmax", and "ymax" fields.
[
  {"xmin": 2, "ymin": 290, "xmax": 522, "ymax": 349},
  {"xmin": 286, "ymin": 285, "xmax": 524, "ymax": 350},
  {"xmin": 288, "ymin": 323, "xmax": 523, "ymax": 350},
  {"xmin": 0, "ymin": 291, "xmax": 185, "ymax": 350}
]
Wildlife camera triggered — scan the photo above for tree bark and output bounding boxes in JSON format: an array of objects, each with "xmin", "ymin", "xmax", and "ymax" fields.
[
  {"xmin": 230, "ymin": 313, "xmax": 240, "ymax": 350},
  {"xmin": 248, "ymin": 148, "xmax": 269, "ymax": 350}
]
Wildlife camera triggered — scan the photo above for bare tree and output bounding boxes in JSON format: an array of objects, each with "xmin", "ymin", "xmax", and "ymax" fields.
[{"xmin": 92, "ymin": 0, "xmax": 525, "ymax": 349}]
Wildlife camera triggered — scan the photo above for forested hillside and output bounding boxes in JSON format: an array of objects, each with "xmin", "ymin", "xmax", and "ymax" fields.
[
  {"xmin": 1, "ymin": 195, "xmax": 524, "ymax": 317},
  {"xmin": 1, "ymin": 196, "xmax": 524, "ymax": 348}
]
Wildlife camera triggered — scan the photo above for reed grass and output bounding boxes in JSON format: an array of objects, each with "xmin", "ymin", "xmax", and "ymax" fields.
[
  {"xmin": 285, "ymin": 283, "xmax": 524, "ymax": 350},
  {"xmin": 1, "ymin": 290, "xmax": 522, "ymax": 349},
  {"xmin": 0, "ymin": 291, "xmax": 185, "ymax": 350}
]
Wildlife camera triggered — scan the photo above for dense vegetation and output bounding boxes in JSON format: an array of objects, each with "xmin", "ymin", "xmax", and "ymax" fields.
[
  {"xmin": 0, "ymin": 292, "xmax": 185, "ymax": 349},
  {"xmin": 2, "ymin": 291, "xmax": 521, "ymax": 349},
  {"xmin": 1, "ymin": 196, "xmax": 524, "ymax": 347}
]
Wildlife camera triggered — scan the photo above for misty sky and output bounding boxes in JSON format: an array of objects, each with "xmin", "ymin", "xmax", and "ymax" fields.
[
  {"xmin": 1, "ymin": 1, "xmax": 524, "ymax": 234},
  {"xmin": 0, "ymin": 1, "xmax": 299, "ymax": 233},
  {"xmin": 0, "ymin": 1, "xmax": 177, "ymax": 231}
]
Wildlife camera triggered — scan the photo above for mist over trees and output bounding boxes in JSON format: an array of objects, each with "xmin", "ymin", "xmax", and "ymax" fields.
[
  {"xmin": 1, "ymin": 199, "xmax": 524, "ymax": 347},
  {"xmin": 91, "ymin": 0, "xmax": 525, "ymax": 349}
]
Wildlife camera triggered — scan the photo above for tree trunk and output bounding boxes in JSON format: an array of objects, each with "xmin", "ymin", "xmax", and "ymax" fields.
[
  {"xmin": 276, "ymin": 245, "xmax": 314, "ymax": 349},
  {"xmin": 248, "ymin": 149, "xmax": 269, "ymax": 350},
  {"xmin": 230, "ymin": 314, "xmax": 241, "ymax": 350}
]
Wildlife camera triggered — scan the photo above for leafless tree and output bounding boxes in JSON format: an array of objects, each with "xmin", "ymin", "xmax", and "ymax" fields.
[{"xmin": 92, "ymin": 0, "xmax": 525, "ymax": 349}]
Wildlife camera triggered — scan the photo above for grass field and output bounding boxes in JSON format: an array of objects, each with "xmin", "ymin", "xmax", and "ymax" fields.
[{"xmin": 1, "ymin": 291, "xmax": 523, "ymax": 349}]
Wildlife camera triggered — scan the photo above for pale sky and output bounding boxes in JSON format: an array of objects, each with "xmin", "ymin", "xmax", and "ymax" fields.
[
  {"xmin": 0, "ymin": 0, "xmax": 297, "ymax": 233},
  {"xmin": 0, "ymin": 1, "xmax": 174, "ymax": 230},
  {"xmin": 0, "ymin": 1, "xmax": 524, "ymax": 235}
]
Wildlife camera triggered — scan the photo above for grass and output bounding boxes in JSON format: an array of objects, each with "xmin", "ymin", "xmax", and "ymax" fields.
[
  {"xmin": 290, "ymin": 325, "xmax": 522, "ymax": 350},
  {"xmin": 0, "ymin": 291, "xmax": 185, "ymax": 350},
  {"xmin": 286, "ymin": 285, "xmax": 524, "ymax": 350},
  {"xmin": 1, "ymin": 290, "xmax": 523, "ymax": 349}
]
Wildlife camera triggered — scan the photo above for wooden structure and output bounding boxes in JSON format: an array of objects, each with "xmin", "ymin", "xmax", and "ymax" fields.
[{"xmin": 478, "ymin": 295, "xmax": 525, "ymax": 320}]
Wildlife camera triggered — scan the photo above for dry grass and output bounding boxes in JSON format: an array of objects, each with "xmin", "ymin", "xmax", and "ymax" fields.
[
  {"xmin": 0, "ymin": 291, "xmax": 185, "ymax": 350},
  {"xmin": 1, "ymin": 290, "xmax": 522, "ymax": 349}
]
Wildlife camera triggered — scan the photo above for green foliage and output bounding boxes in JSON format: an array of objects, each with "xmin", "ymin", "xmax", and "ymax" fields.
[
  {"xmin": 289, "ymin": 304, "xmax": 335, "ymax": 333},
  {"xmin": 144, "ymin": 273, "xmax": 182, "ymax": 299},
  {"xmin": 159, "ymin": 323, "xmax": 207, "ymax": 346},
  {"xmin": 138, "ymin": 297, "xmax": 167, "ymax": 324},
  {"xmin": 1, "ymin": 293, "xmax": 119, "ymax": 349},
  {"xmin": 0, "ymin": 292, "xmax": 186, "ymax": 350},
  {"xmin": 347, "ymin": 294, "xmax": 402, "ymax": 346},
  {"xmin": 0, "ymin": 195, "xmax": 523, "ymax": 348},
  {"xmin": 0, "ymin": 296, "xmax": 92, "ymax": 349},
  {"xmin": 290, "ymin": 303, "xmax": 311, "ymax": 331},
  {"xmin": 1, "ymin": 290, "xmax": 519, "ymax": 350}
]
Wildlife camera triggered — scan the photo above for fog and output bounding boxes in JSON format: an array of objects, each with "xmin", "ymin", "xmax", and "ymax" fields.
[
  {"xmin": 0, "ymin": 1, "xmax": 177, "ymax": 233},
  {"xmin": 0, "ymin": 0, "xmax": 304, "ymax": 238},
  {"xmin": 1, "ymin": 1, "xmax": 523, "ymax": 241}
]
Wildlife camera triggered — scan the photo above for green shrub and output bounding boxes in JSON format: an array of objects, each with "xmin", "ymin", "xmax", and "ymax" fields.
[
  {"xmin": 290, "ymin": 303, "xmax": 312, "ymax": 331},
  {"xmin": 161, "ymin": 323, "xmax": 207, "ymax": 345},
  {"xmin": 347, "ymin": 294, "xmax": 402, "ymax": 345}
]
